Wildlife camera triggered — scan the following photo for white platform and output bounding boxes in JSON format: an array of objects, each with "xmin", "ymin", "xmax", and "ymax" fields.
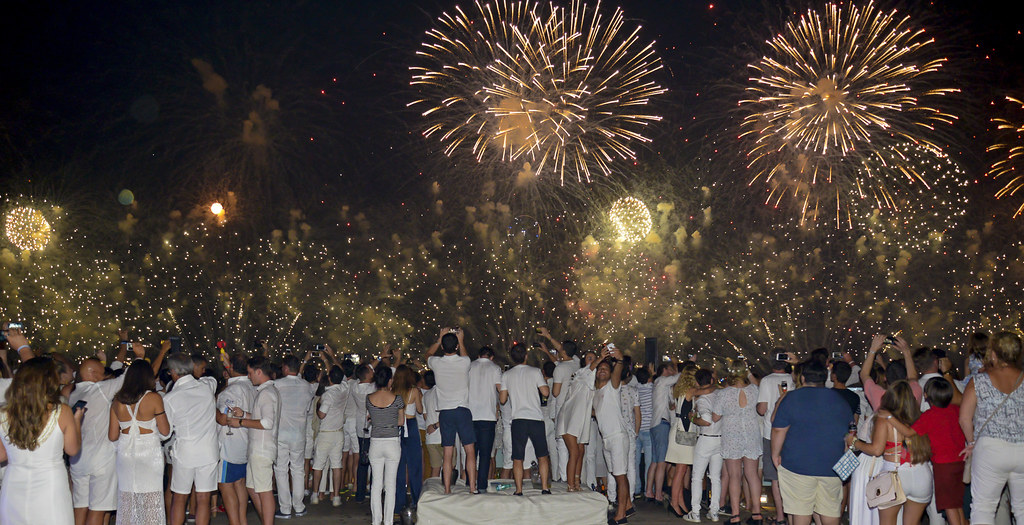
[{"xmin": 416, "ymin": 478, "xmax": 608, "ymax": 525}]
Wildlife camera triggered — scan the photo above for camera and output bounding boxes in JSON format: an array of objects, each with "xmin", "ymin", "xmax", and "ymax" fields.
[
  {"xmin": 775, "ymin": 352, "xmax": 789, "ymax": 362},
  {"xmin": 883, "ymin": 335, "xmax": 897, "ymax": 346}
]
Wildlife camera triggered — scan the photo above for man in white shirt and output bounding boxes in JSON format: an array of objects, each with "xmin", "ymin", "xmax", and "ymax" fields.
[
  {"xmin": 312, "ymin": 365, "xmax": 348, "ymax": 505},
  {"xmin": 69, "ymin": 345, "xmax": 135, "ymax": 525},
  {"xmin": 421, "ymin": 371, "xmax": 443, "ymax": 477},
  {"xmin": 540, "ymin": 328, "xmax": 579, "ymax": 483},
  {"xmin": 468, "ymin": 346, "xmax": 501, "ymax": 492},
  {"xmin": 163, "ymin": 352, "xmax": 220, "ymax": 525},
  {"xmin": 425, "ymin": 328, "xmax": 477, "ymax": 494},
  {"xmin": 215, "ymin": 353, "xmax": 256, "ymax": 525},
  {"xmin": 271, "ymin": 355, "xmax": 316, "ymax": 517},
  {"xmin": 346, "ymin": 363, "xmax": 376, "ymax": 502},
  {"xmin": 229, "ymin": 356, "xmax": 281, "ymax": 525},
  {"xmin": 593, "ymin": 346, "xmax": 635, "ymax": 522},
  {"xmin": 650, "ymin": 361, "xmax": 680, "ymax": 503},
  {"xmin": 756, "ymin": 356, "xmax": 794, "ymax": 524},
  {"xmin": 499, "ymin": 343, "xmax": 551, "ymax": 494}
]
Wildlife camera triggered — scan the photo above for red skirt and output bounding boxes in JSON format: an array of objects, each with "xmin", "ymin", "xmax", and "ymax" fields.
[{"xmin": 932, "ymin": 461, "xmax": 965, "ymax": 511}]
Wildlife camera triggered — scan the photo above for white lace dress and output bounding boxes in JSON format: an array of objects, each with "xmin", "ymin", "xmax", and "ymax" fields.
[
  {"xmin": 115, "ymin": 394, "xmax": 166, "ymax": 525},
  {"xmin": 0, "ymin": 408, "xmax": 74, "ymax": 525}
]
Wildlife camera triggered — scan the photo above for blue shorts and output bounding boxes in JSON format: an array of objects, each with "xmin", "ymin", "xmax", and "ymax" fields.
[
  {"xmin": 439, "ymin": 407, "xmax": 476, "ymax": 447},
  {"xmin": 651, "ymin": 421, "xmax": 671, "ymax": 463},
  {"xmin": 219, "ymin": 460, "xmax": 246, "ymax": 484}
]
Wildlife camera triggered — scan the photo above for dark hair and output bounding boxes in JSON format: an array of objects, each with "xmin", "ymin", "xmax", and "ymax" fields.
[
  {"xmin": 191, "ymin": 352, "xmax": 209, "ymax": 366},
  {"xmin": 924, "ymin": 377, "xmax": 954, "ymax": 408},
  {"xmin": 562, "ymin": 340, "xmax": 578, "ymax": 358},
  {"xmin": 247, "ymin": 356, "xmax": 275, "ymax": 377},
  {"xmin": 801, "ymin": 360, "xmax": 828, "ymax": 385},
  {"xmin": 229, "ymin": 353, "xmax": 248, "ymax": 374},
  {"xmin": 913, "ymin": 347, "xmax": 937, "ymax": 373},
  {"xmin": 440, "ymin": 333, "xmax": 459, "ymax": 354},
  {"xmin": 832, "ymin": 361, "xmax": 853, "ymax": 384},
  {"xmin": 509, "ymin": 343, "xmax": 527, "ymax": 364},
  {"xmin": 356, "ymin": 363, "xmax": 373, "ymax": 381},
  {"xmin": 423, "ymin": 370, "xmax": 436, "ymax": 388},
  {"xmin": 620, "ymin": 356, "xmax": 634, "ymax": 381},
  {"xmin": 281, "ymin": 354, "xmax": 301, "ymax": 373},
  {"xmin": 655, "ymin": 363, "xmax": 671, "ymax": 377},
  {"xmin": 542, "ymin": 360, "xmax": 555, "ymax": 378},
  {"xmin": 115, "ymin": 360, "xmax": 157, "ymax": 405},
  {"xmin": 157, "ymin": 368, "xmax": 173, "ymax": 389},
  {"xmin": 809, "ymin": 348, "xmax": 829, "ymax": 365},
  {"xmin": 478, "ymin": 346, "xmax": 495, "ymax": 359},
  {"xmin": 694, "ymin": 368, "xmax": 714, "ymax": 387},
  {"xmin": 885, "ymin": 360, "xmax": 908, "ymax": 385},
  {"xmin": 635, "ymin": 368, "xmax": 651, "ymax": 384},
  {"xmin": 968, "ymin": 332, "xmax": 989, "ymax": 358},
  {"xmin": 771, "ymin": 359, "xmax": 790, "ymax": 372},
  {"xmin": 341, "ymin": 359, "xmax": 356, "ymax": 378},
  {"xmin": 373, "ymin": 365, "xmax": 393, "ymax": 389},
  {"xmin": 327, "ymin": 365, "xmax": 345, "ymax": 385},
  {"xmin": 302, "ymin": 364, "xmax": 321, "ymax": 383}
]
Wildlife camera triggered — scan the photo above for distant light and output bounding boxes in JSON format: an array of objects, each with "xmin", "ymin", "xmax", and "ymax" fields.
[{"xmin": 211, "ymin": 202, "xmax": 224, "ymax": 216}]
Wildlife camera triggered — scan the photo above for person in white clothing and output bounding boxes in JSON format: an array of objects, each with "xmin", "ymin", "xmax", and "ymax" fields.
[
  {"xmin": 215, "ymin": 353, "xmax": 256, "ymax": 525},
  {"xmin": 273, "ymin": 355, "xmax": 316, "ymax": 517},
  {"xmin": 650, "ymin": 361, "xmax": 680, "ymax": 503},
  {"xmin": 539, "ymin": 328, "xmax": 579, "ymax": 482},
  {"xmin": 162, "ymin": 352, "xmax": 220, "ymax": 525},
  {"xmin": 686, "ymin": 369, "xmax": 723, "ymax": 522},
  {"xmin": 312, "ymin": 365, "xmax": 348, "ymax": 505},
  {"xmin": 467, "ymin": 346, "xmax": 501, "ymax": 491},
  {"xmin": 499, "ymin": 343, "xmax": 551, "ymax": 494},
  {"xmin": 229, "ymin": 356, "xmax": 281, "ymax": 525},
  {"xmin": 425, "ymin": 328, "xmax": 477, "ymax": 494},
  {"xmin": 607, "ymin": 358, "xmax": 641, "ymax": 504},
  {"xmin": 593, "ymin": 345, "xmax": 635, "ymax": 523},
  {"xmin": 345, "ymin": 364, "xmax": 376, "ymax": 502},
  {"xmin": 755, "ymin": 356, "xmax": 793, "ymax": 525},
  {"xmin": 69, "ymin": 340, "xmax": 142, "ymax": 525},
  {"xmin": 421, "ymin": 372, "xmax": 443, "ymax": 477}
]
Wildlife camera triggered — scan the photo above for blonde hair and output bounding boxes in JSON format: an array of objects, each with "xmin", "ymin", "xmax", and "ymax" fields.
[
  {"xmin": 987, "ymin": 332, "xmax": 1023, "ymax": 368},
  {"xmin": 724, "ymin": 359, "xmax": 750, "ymax": 386},
  {"xmin": 673, "ymin": 367, "xmax": 699, "ymax": 398}
]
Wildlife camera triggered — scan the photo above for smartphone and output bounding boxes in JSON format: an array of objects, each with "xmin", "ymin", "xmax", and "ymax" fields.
[
  {"xmin": 775, "ymin": 352, "xmax": 788, "ymax": 361},
  {"xmin": 169, "ymin": 336, "xmax": 182, "ymax": 354},
  {"xmin": 347, "ymin": 353, "xmax": 361, "ymax": 364},
  {"xmin": 311, "ymin": 351, "xmax": 322, "ymax": 358},
  {"xmin": 7, "ymin": 322, "xmax": 22, "ymax": 331},
  {"xmin": 532, "ymin": 341, "xmax": 542, "ymax": 348},
  {"xmin": 315, "ymin": 344, "xmax": 326, "ymax": 352},
  {"xmin": 831, "ymin": 351, "xmax": 843, "ymax": 360},
  {"xmin": 662, "ymin": 355, "xmax": 671, "ymax": 362},
  {"xmin": 780, "ymin": 381, "xmax": 789, "ymax": 392},
  {"xmin": 535, "ymin": 327, "xmax": 543, "ymax": 334},
  {"xmin": 687, "ymin": 354, "xmax": 696, "ymax": 361},
  {"xmin": 72, "ymin": 400, "xmax": 87, "ymax": 412}
]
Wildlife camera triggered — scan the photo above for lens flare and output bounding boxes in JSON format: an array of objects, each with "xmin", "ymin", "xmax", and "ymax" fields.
[{"xmin": 410, "ymin": 0, "xmax": 666, "ymax": 185}]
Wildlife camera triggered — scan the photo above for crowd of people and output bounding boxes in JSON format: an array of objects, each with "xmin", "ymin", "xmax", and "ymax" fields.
[{"xmin": 0, "ymin": 321, "xmax": 1022, "ymax": 525}]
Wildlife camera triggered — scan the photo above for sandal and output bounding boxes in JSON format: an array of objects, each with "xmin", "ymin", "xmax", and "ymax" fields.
[{"xmin": 747, "ymin": 514, "xmax": 764, "ymax": 525}]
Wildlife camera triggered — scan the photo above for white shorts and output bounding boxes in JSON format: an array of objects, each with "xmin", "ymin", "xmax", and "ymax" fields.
[
  {"xmin": 313, "ymin": 431, "xmax": 344, "ymax": 470},
  {"xmin": 304, "ymin": 423, "xmax": 316, "ymax": 459},
  {"xmin": 343, "ymin": 424, "xmax": 358, "ymax": 454},
  {"xmin": 170, "ymin": 460, "xmax": 219, "ymax": 494},
  {"xmin": 246, "ymin": 454, "xmax": 275, "ymax": 493},
  {"xmin": 71, "ymin": 464, "xmax": 118, "ymax": 511},
  {"xmin": 601, "ymin": 432, "xmax": 630, "ymax": 477}
]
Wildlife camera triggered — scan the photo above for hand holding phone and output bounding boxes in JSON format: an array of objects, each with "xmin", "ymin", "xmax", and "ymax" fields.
[{"xmin": 72, "ymin": 400, "xmax": 88, "ymax": 413}]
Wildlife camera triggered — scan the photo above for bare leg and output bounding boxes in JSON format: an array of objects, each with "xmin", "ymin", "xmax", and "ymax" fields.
[
  {"xmin": 671, "ymin": 463, "xmax": 690, "ymax": 514},
  {"xmin": 331, "ymin": 468, "xmax": 343, "ymax": 497},
  {"xmin": 742, "ymin": 457, "xmax": 762, "ymax": 517},
  {"xmin": 170, "ymin": 492, "xmax": 188, "ymax": 525},
  {"xmin": 614, "ymin": 474, "xmax": 630, "ymax": 521},
  {"xmin": 194, "ymin": 492, "xmax": 211, "ymax": 525},
  {"xmin": 442, "ymin": 446, "xmax": 455, "ymax": 494},
  {"xmin": 574, "ymin": 443, "xmax": 587, "ymax": 492},
  {"xmin": 654, "ymin": 462, "xmax": 668, "ymax": 502},
  {"xmin": 903, "ymin": 501, "xmax": 928, "ymax": 525},
  {"xmin": 562, "ymin": 433, "xmax": 580, "ymax": 491},
  {"xmin": 771, "ymin": 480, "xmax": 785, "ymax": 521},
  {"xmin": 725, "ymin": 459, "xmax": 742, "ymax": 523},
  {"xmin": 539, "ymin": 456, "xmax": 551, "ymax": 491},
  {"xmin": 256, "ymin": 491, "xmax": 276, "ymax": 525},
  {"xmin": 85, "ymin": 510, "xmax": 108, "ymax": 525},
  {"xmin": 75, "ymin": 508, "xmax": 88, "ymax": 525},
  {"xmin": 513, "ymin": 459, "xmax": 526, "ymax": 493},
  {"xmin": 310, "ymin": 469, "xmax": 323, "ymax": 499},
  {"xmin": 464, "ymin": 444, "xmax": 478, "ymax": 491}
]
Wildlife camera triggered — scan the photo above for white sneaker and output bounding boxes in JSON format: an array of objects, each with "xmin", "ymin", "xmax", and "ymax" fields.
[
  {"xmin": 683, "ymin": 510, "xmax": 702, "ymax": 522},
  {"xmin": 332, "ymin": 495, "xmax": 342, "ymax": 507},
  {"xmin": 708, "ymin": 509, "xmax": 721, "ymax": 522},
  {"xmin": 310, "ymin": 494, "xmax": 320, "ymax": 505}
]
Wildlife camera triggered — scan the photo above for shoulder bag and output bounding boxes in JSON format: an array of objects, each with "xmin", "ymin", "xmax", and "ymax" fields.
[
  {"xmin": 674, "ymin": 398, "xmax": 698, "ymax": 447},
  {"xmin": 865, "ymin": 424, "xmax": 906, "ymax": 509},
  {"xmin": 963, "ymin": 370, "xmax": 1024, "ymax": 483}
]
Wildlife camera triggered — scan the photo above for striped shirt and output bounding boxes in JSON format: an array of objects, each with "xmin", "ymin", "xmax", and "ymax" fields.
[
  {"xmin": 637, "ymin": 383, "xmax": 654, "ymax": 430},
  {"xmin": 366, "ymin": 395, "xmax": 405, "ymax": 439}
]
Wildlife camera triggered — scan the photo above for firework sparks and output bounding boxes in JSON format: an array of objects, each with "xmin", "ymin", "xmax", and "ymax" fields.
[
  {"xmin": 410, "ymin": 0, "xmax": 666, "ymax": 184},
  {"xmin": 739, "ymin": 1, "xmax": 958, "ymax": 226},
  {"xmin": 5, "ymin": 207, "xmax": 53, "ymax": 252},
  {"xmin": 609, "ymin": 196, "xmax": 652, "ymax": 244},
  {"xmin": 988, "ymin": 96, "xmax": 1024, "ymax": 218}
]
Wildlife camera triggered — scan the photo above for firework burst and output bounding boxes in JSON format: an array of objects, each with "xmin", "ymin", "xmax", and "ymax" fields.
[
  {"xmin": 410, "ymin": 0, "xmax": 666, "ymax": 184},
  {"xmin": 988, "ymin": 96, "xmax": 1024, "ymax": 218},
  {"xmin": 739, "ymin": 1, "xmax": 958, "ymax": 226}
]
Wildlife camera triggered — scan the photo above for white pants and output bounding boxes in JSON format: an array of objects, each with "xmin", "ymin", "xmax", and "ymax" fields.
[
  {"xmin": 545, "ymin": 417, "xmax": 560, "ymax": 482},
  {"xmin": 583, "ymin": 421, "xmax": 604, "ymax": 489},
  {"xmin": 972, "ymin": 437, "xmax": 1024, "ymax": 525},
  {"xmin": 370, "ymin": 437, "xmax": 401, "ymax": 525},
  {"xmin": 607, "ymin": 432, "xmax": 637, "ymax": 501},
  {"xmin": 555, "ymin": 436, "xmax": 569, "ymax": 482},
  {"xmin": 691, "ymin": 436, "xmax": 723, "ymax": 513},
  {"xmin": 275, "ymin": 441, "xmax": 306, "ymax": 513}
]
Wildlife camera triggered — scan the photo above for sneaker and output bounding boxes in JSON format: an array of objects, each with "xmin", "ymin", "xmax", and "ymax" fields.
[
  {"xmin": 274, "ymin": 511, "xmax": 292, "ymax": 519},
  {"xmin": 310, "ymin": 494, "xmax": 320, "ymax": 505},
  {"xmin": 332, "ymin": 495, "xmax": 342, "ymax": 507},
  {"xmin": 708, "ymin": 510, "xmax": 721, "ymax": 522},
  {"xmin": 683, "ymin": 511, "xmax": 702, "ymax": 522},
  {"xmin": 304, "ymin": 489, "xmax": 311, "ymax": 497},
  {"xmin": 294, "ymin": 508, "xmax": 308, "ymax": 517}
]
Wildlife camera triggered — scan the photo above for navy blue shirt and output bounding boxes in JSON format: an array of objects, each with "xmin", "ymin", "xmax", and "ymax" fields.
[{"xmin": 772, "ymin": 387, "xmax": 854, "ymax": 477}]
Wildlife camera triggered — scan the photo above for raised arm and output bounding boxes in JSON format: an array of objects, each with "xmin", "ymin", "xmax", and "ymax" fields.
[
  {"xmin": 896, "ymin": 337, "xmax": 918, "ymax": 380},
  {"xmin": 537, "ymin": 327, "xmax": 564, "ymax": 357},
  {"xmin": 456, "ymin": 329, "xmax": 467, "ymax": 357},
  {"xmin": 425, "ymin": 328, "xmax": 449, "ymax": 358},
  {"xmin": 610, "ymin": 349, "xmax": 624, "ymax": 389},
  {"xmin": 4, "ymin": 326, "xmax": 34, "ymax": 362},
  {"xmin": 861, "ymin": 335, "xmax": 885, "ymax": 385},
  {"xmin": 152, "ymin": 339, "xmax": 172, "ymax": 375}
]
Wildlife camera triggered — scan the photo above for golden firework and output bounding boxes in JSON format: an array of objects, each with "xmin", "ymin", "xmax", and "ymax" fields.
[
  {"xmin": 410, "ymin": 0, "xmax": 666, "ymax": 184},
  {"xmin": 4, "ymin": 206, "xmax": 52, "ymax": 251},
  {"xmin": 988, "ymin": 96, "xmax": 1024, "ymax": 218},
  {"xmin": 609, "ymin": 196, "xmax": 652, "ymax": 243},
  {"xmin": 740, "ymin": 1, "xmax": 958, "ymax": 226}
]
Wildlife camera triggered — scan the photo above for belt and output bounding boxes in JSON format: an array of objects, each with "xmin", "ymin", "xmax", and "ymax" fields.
[{"xmin": 701, "ymin": 434, "xmax": 721, "ymax": 438}]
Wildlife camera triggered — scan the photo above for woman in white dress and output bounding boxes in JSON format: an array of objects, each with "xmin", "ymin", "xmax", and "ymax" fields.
[
  {"xmin": 556, "ymin": 349, "xmax": 599, "ymax": 492},
  {"xmin": 0, "ymin": 357, "xmax": 84, "ymax": 525},
  {"xmin": 109, "ymin": 360, "xmax": 170, "ymax": 525},
  {"xmin": 712, "ymin": 360, "xmax": 763, "ymax": 525},
  {"xmin": 666, "ymin": 364, "xmax": 699, "ymax": 517}
]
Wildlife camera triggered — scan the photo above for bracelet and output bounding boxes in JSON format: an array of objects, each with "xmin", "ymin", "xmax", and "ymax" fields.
[{"xmin": 16, "ymin": 345, "xmax": 30, "ymax": 352}]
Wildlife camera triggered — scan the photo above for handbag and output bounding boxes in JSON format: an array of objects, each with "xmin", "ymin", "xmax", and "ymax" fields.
[
  {"xmin": 832, "ymin": 447, "xmax": 860, "ymax": 481},
  {"xmin": 674, "ymin": 406, "xmax": 698, "ymax": 447},
  {"xmin": 963, "ymin": 370, "xmax": 1024, "ymax": 484},
  {"xmin": 866, "ymin": 427, "xmax": 906, "ymax": 509}
]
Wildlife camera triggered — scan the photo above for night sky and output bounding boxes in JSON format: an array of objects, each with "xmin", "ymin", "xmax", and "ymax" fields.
[{"xmin": 3, "ymin": 0, "xmax": 1022, "ymax": 216}]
